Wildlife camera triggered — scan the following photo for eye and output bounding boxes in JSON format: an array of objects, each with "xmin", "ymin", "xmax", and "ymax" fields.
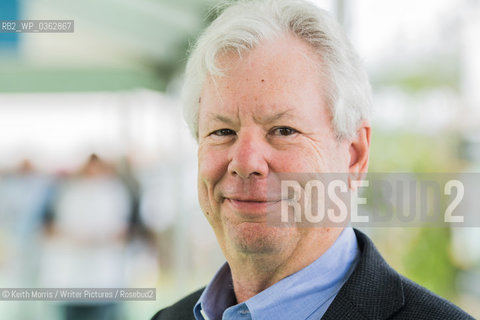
[
  {"xmin": 270, "ymin": 126, "xmax": 298, "ymax": 136},
  {"xmin": 210, "ymin": 128, "xmax": 236, "ymax": 136}
]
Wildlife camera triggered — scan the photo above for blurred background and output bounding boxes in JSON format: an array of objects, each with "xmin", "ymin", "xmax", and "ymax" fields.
[{"xmin": 0, "ymin": 0, "xmax": 479, "ymax": 318}]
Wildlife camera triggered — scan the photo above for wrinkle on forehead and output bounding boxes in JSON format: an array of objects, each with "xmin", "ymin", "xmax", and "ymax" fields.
[
  {"xmin": 204, "ymin": 34, "xmax": 324, "ymax": 92},
  {"xmin": 198, "ymin": 35, "xmax": 332, "ymax": 136}
]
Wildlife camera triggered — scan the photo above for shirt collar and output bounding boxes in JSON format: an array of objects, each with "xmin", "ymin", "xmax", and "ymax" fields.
[
  {"xmin": 194, "ymin": 227, "xmax": 359, "ymax": 320},
  {"xmin": 194, "ymin": 263, "xmax": 236, "ymax": 320}
]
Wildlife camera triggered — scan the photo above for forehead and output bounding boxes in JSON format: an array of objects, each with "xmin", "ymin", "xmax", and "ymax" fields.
[
  {"xmin": 199, "ymin": 35, "xmax": 328, "ymax": 123},
  {"xmin": 216, "ymin": 36, "xmax": 321, "ymax": 89}
]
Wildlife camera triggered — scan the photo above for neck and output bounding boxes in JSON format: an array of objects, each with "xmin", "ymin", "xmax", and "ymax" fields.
[{"xmin": 228, "ymin": 227, "xmax": 344, "ymax": 303}]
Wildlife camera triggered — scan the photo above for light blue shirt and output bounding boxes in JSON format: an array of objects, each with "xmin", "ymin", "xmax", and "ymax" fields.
[{"xmin": 194, "ymin": 227, "xmax": 360, "ymax": 320}]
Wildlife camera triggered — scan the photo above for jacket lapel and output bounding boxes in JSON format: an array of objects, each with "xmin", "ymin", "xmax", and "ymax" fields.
[{"xmin": 322, "ymin": 229, "xmax": 405, "ymax": 320}]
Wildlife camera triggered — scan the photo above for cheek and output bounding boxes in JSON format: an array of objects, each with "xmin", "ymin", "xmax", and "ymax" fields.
[
  {"xmin": 197, "ymin": 145, "xmax": 230, "ymax": 212},
  {"xmin": 272, "ymin": 140, "xmax": 346, "ymax": 173},
  {"xmin": 198, "ymin": 146, "xmax": 228, "ymax": 185},
  {"xmin": 271, "ymin": 151, "xmax": 306, "ymax": 172},
  {"xmin": 318, "ymin": 143, "xmax": 350, "ymax": 172},
  {"xmin": 270, "ymin": 145, "xmax": 328, "ymax": 173}
]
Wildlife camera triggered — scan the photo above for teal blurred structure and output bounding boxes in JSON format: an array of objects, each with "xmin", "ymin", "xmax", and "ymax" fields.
[{"xmin": 0, "ymin": 0, "xmax": 215, "ymax": 93}]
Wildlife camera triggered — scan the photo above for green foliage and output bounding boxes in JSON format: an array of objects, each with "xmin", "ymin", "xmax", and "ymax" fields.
[
  {"xmin": 369, "ymin": 129, "xmax": 463, "ymax": 299},
  {"xmin": 369, "ymin": 130, "xmax": 462, "ymax": 172},
  {"xmin": 403, "ymin": 228, "xmax": 457, "ymax": 299}
]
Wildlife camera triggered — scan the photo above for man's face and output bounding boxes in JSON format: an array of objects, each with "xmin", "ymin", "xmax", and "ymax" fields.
[{"xmin": 197, "ymin": 36, "xmax": 352, "ymax": 258}]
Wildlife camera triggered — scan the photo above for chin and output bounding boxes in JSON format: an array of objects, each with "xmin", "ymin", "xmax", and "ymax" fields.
[{"xmin": 226, "ymin": 222, "xmax": 294, "ymax": 255}]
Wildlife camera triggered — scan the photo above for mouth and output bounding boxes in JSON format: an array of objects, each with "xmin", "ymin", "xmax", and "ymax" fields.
[{"xmin": 224, "ymin": 197, "xmax": 283, "ymax": 215}]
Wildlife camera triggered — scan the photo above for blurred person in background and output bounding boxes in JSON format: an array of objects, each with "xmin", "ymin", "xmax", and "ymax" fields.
[
  {"xmin": 138, "ymin": 163, "xmax": 181, "ymax": 274},
  {"xmin": 40, "ymin": 154, "xmax": 132, "ymax": 320},
  {"xmin": 0, "ymin": 159, "xmax": 55, "ymax": 318},
  {"xmin": 151, "ymin": 0, "xmax": 473, "ymax": 319},
  {"xmin": 0, "ymin": 160, "xmax": 55, "ymax": 283}
]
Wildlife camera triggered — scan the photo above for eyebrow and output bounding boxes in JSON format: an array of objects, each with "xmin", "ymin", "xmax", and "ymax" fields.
[
  {"xmin": 254, "ymin": 108, "xmax": 296, "ymax": 124},
  {"xmin": 204, "ymin": 114, "xmax": 236, "ymax": 126},
  {"xmin": 206, "ymin": 108, "xmax": 296, "ymax": 126}
]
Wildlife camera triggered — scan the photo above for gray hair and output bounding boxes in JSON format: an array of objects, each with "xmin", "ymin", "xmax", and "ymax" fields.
[{"xmin": 182, "ymin": 0, "xmax": 372, "ymax": 141}]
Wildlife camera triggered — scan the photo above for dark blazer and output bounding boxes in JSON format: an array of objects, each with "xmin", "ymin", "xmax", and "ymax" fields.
[{"xmin": 151, "ymin": 229, "xmax": 474, "ymax": 320}]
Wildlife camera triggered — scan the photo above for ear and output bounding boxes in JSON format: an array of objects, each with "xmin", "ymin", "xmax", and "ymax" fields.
[{"xmin": 348, "ymin": 121, "xmax": 371, "ymax": 183}]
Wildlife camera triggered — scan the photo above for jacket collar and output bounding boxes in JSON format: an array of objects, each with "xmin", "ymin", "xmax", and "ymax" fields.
[{"xmin": 322, "ymin": 229, "xmax": 405, "ymax": 320}]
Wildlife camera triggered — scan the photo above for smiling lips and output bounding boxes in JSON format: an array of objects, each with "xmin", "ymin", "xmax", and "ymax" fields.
[{"xmin": 224, "ymin": 197, "xmax": 282, "ymax": 215}]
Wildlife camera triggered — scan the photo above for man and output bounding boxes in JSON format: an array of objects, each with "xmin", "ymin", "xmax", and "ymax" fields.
[{"xmin": 152, "ymin": 0, "xmax": 473, "ymax": 319}]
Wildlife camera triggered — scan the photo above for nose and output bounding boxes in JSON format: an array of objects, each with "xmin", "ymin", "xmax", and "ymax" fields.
[{"xmin": 228, "ymin": 130, "xmax": 269, "ymax": 179}]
